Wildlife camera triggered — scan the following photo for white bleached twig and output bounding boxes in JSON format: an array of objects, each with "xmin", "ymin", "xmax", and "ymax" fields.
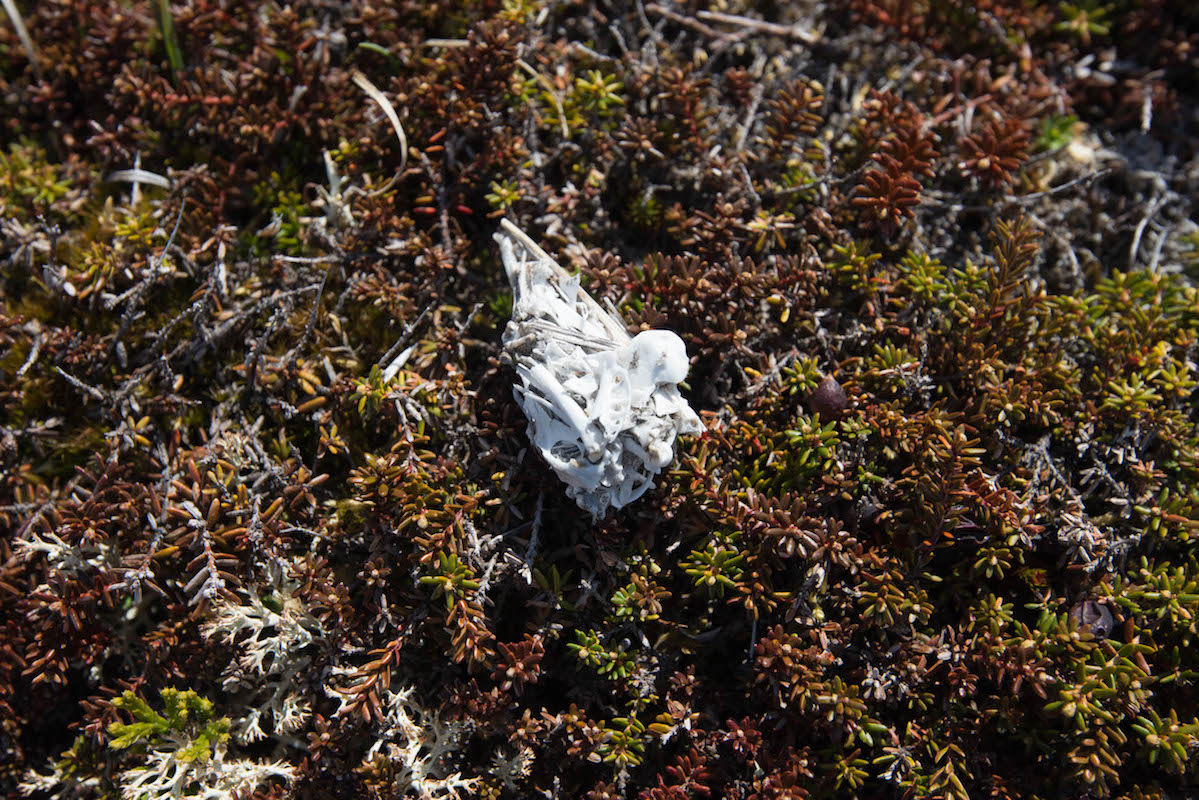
[
  {"xmin": 351, "ymin": 69, "xmax": 408, "ymax": 172},
  {"xmin": 1, "ymin": 0, "xmax": 41, "ymax": 81}
]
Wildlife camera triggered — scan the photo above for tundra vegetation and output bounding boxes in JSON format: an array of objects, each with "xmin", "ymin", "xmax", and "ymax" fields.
[{"xmin": 2, "ymin": 1, "xmax": 1198, "ymax": 799}]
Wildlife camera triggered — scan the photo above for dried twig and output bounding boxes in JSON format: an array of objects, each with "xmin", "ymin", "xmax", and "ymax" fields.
[
  {"xmin": 111, "ymin": 195, "xmax": 189, "ymax": 354},
  {"xmin": 644, "ymin": 3, "xmax": 722, "ymax": 39},
  {"xmin": 376, "ymin": 303, "xmax": 433, "ymax": 372},
  {"xmin": 1128, "ymin": 193, "xmax": 1166, "ymax": 270},
  {"xmin": 0, "ymin": 0, "xmax": 41, "ymax": 81},
  {"xmin": 695, "ymin": 8, "xmax": 820, "ymax": 45},
  {"xmin": 281, "ymin": 266, "xmax": 336, "ymax": 372},
  {"xmin": 515, "ymin": 58, "xmax": 571, "ymax": 140},
  {"xmin": 352, "ymin": 70, "xmax": 409, "ymax": 172},
  {"xmin": 16, "ymin": 332, "xmax": 40, "ymax": 377},
  {"xmin": 54, "ymin": 367, "xmax": 108, "ymax": 402},
  {"xmin": 645, "ymin": 3, "xmax": 819, "ymax": 45},
  {"xmin": 106, "ymin": 167, "xmax": 172, "ymax": 192}
]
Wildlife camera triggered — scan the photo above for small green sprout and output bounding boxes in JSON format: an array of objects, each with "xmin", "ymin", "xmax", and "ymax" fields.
[
  {"xmin": 486, "ymin": 179, "xmax": 521, "ymax": 212},
  {"xmin": 1131, "ymin": 708, "xmax": 1199, "ymax": 773},
  {"xmin": 598, "ymin": 717, "xmax": 645, "ymax": 767},
  {"xmin": 1036, "ymin": 114, "xmax": 1081, "ymax": 151},
  {"xmin": 567, "ymin": 629, "xmax": 635, "ymax": 680},
  {"xmin": 1055, "ymin": 2, "xmax": 1112, "ymax": 45},
  {"xmin": 573, "ymin": 70, "xmax": 624, "ymax": 117},
  {"xmin": 108, "ymin": 688, "xmax": 231, "ymax": 762},
  {"xmin": 419, "ymin": 552, "xmax": 480, "ymax": 610},
  {"xmin": 682, "ymin": 543, "xmax": 744, "ymax": 597}
]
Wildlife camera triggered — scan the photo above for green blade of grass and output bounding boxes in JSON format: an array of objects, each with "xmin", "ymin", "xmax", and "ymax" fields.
[{"xmin": 155, "ymin": 0, "xmax": 184, "ymax": 78}]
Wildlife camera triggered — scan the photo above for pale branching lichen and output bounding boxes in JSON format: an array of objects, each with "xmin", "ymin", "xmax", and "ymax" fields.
[
  {"xmin": 201, "ymin": 560, "xmax": 323, "ymax": 742},
  {"xmin": 330, "ymin": 681, "xmax": 479, "ymax": 800},
  {"xmin": 106, "ymin": 689, "xmax": 296, "ymax": 800}
]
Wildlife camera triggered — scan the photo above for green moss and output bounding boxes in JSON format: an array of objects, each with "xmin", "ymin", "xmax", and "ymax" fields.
[{"xmin": 0, "ymin": 141, "xmax": 75, "ymax": 217}]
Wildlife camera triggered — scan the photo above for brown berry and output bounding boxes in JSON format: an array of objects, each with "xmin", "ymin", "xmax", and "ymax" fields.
[{"xmin": 808, "ymin": 376, "xmax": 848, "ymax": 417}]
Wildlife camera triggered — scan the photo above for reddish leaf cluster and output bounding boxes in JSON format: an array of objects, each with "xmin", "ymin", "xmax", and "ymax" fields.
[
  {"xmin": 958, "ymin": 115, "xmax": 1031, "ymax": 188},
  {"xmin": 852, "ymin": 92, "xmax": 938, "ymax": 236}
]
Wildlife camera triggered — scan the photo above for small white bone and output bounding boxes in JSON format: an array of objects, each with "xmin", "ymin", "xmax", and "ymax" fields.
[{"xmin": 497, "ymin": 220, "xmax": 701, "ymax": 518}]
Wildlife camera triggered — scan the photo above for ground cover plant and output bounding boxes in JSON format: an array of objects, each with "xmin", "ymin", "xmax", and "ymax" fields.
[{"xmin": 2, "ymin": 0, "xmax": 1199, "ymax": 798}]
